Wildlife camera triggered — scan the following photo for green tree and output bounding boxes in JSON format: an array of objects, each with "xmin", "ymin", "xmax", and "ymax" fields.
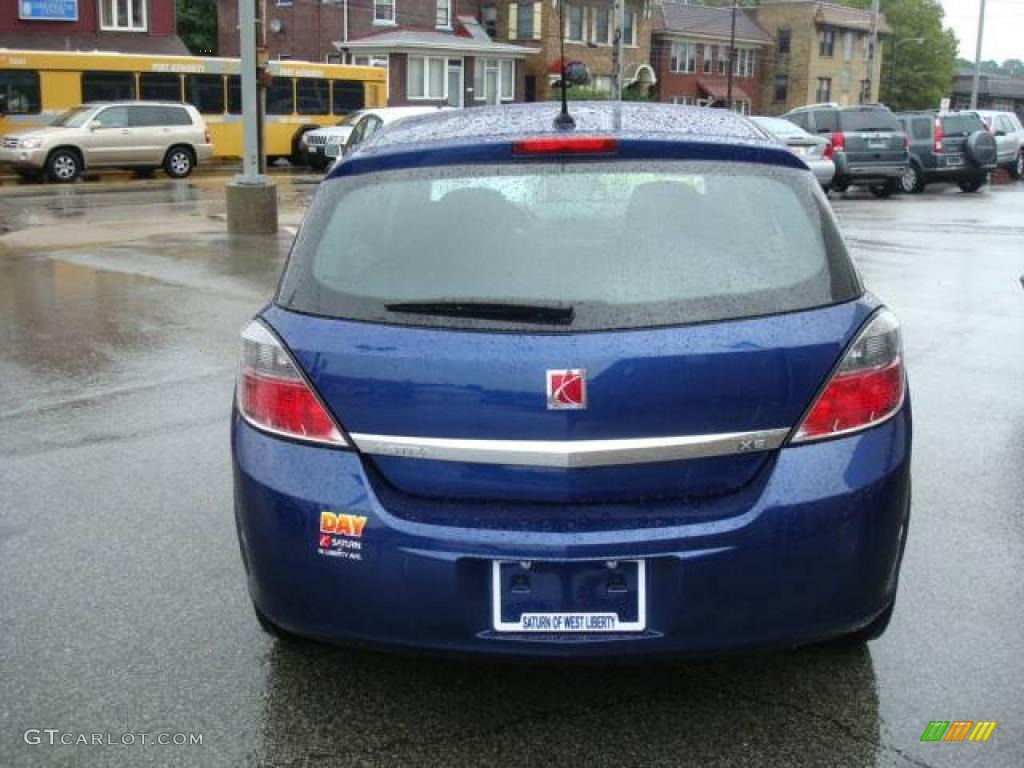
[
  {"xmin": 177, "ymin": 0, "xmax": 218, "ymax": 56},
  {"xmin": 843, "ymin": 0, "xmax": 958, "ymax": 111}
]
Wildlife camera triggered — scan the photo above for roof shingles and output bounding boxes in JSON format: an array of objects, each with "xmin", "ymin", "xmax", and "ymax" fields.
[{"xmin": 654, "ymin": 3, "xmax": 773, "ymax": 45}]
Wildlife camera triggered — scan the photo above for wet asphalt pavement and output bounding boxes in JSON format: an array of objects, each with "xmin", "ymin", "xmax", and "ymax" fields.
[{"xmin": 1, "ymin": 177, "xmax": 1022, "ymax": 768}]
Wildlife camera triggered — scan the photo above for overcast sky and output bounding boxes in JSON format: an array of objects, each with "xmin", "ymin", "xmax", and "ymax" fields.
[{"xmin": 939, "ymin": 0, "xmax": 1024, "ymax": 62}]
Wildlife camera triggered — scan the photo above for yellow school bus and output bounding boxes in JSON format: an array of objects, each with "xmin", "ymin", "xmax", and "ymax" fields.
[{"xmin": 0, "ymin": 49, "xmax": 387, "ymax": 162}]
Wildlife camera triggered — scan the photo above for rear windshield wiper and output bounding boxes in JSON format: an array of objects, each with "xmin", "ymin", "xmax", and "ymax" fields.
[{"xmin": 385, "ymin": 300, "xmax": 575, "ymax": 325}]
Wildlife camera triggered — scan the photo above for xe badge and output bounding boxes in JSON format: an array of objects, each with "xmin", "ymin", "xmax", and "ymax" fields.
[{"xmin": 547, "ymin": 369, "xmax": 587, "ymax": 410}]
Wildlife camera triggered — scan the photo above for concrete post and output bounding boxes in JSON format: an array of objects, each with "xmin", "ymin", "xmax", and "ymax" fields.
[{"xmin": 227, "ymin": 0, "xmax": 278, "ymax": 235}]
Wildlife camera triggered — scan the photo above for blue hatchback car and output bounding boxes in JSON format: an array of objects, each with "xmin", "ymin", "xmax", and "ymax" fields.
[{"xmin": 232, "ymin": 102, "xmax": 911, "ymax": 657}]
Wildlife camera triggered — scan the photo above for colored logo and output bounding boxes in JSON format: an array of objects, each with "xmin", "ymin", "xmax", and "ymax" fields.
[
  {"xmin": 920, "ymin": 721, "xmax": 997, "ymax": 742},
  {"xmin": 547, "ymin": 369, "xmax": 586, "ymax": 410},
  {"xmin": 319, "ymin": 512, "xmax": 367, "ymax": 538}
]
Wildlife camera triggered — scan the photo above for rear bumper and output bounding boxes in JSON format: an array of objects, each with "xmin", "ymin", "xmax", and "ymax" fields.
[
  {"xmin": 807, "ymin": 158, "xmax": 836, "ymax": 185},
  {"xmin": 837, "ymin": 160, "xmax": 906, "ymax": 184},
  {"xmin": 194, "ymin": 144, "xmax": 214, "ymax": 164},
  {"xmin": 232, "ymin": 406, "xmax": 912, "ymax": 657}
]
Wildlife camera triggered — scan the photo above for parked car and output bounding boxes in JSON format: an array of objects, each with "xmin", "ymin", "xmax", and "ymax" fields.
[
  {"xmin": 965, "ymin": 109, "xmax": 1024, "ymax": 179},
  {"xmin": 232, "ymin": 102, "xmax": 911, "ymax": 656},
  {"xmin": 782, "ymin": 103, "xmax": 907, "ymax": 197},
  {"xmin": 895, "ymin": 110, "xmax": 998, "ymax": 194},
  {"xmin": 750, "ymin": 115, "xmax": 835, "ymax": 190},
  {"xmin": 340, "ymin": 106, "xmax": 452, "ymax": 158},
  {"xmin": 0, "ymin": 101, "xmax": 211, "ymax": 183},
  {"xmin": 301, "ymin": 113, "xmax": 362, "ymax": 172}
]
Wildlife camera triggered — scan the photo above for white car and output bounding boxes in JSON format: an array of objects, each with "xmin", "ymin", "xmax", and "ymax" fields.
[
  {"xmin": 301, "ymin": 113, "xmax": 361, "ymax": 171},
  {"xmin": 966, "ymin": 109, "xmax": 1023, "ymax": 179},
  {"xmin": 750, "ymin": 116, "xmax": 836, "ymax": 191},
  {"xmin": 340, "ymin": 106, "xmax": 454, "ymax": 159}
]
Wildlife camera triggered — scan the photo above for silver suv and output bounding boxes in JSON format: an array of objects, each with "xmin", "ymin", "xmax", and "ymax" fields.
[
  {"xmin": 0, "ymin": 101, "xmax": 213, "ymax": 183},
  {"xmin": 967, "ymin": 109, "xmax": 1024, "ymax": 179}
]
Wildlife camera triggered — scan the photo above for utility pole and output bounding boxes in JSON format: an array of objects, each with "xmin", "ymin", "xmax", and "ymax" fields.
[
  {"xmin": 726, "ymin": 1, "xmax": 737, "ymax": 110},
  {"xmin": 970, "ymin": 0, "xmax": 986, "ymax": 108},
  {"xmin": 613, "ymin": 0, "xmax": 624, "ymax": 101},
  {"xmin": 865, "ymin": 0, "xmax": 879, "ymax": 103},
  {"xmin": 226, "ymin": 0, "xmax": 278, "ymax": 234}
]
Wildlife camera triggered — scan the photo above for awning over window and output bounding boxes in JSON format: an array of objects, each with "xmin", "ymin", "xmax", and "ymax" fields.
[{"xmin": 698, "ymin": 78, "xmax": 750, "ymax": 102}]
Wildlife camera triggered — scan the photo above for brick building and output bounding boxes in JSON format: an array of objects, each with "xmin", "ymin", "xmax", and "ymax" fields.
[
  {"xmin": 651, "ymin": 2, "xmax": 772, "ymax": 114},
  {"xmin": 0, "ymin": 0, "xmax": 187, "ymax": 54},
  {"xmin": 217, "ymin": 0, "xmax": 537, "ymax": 106},
  {"xmin": 751, "ymin": 0, "xmax": 889, "ymax": 115},
  {"xmin": 485, "ymin": 0, "xmax": 655, "ymax": 102}
]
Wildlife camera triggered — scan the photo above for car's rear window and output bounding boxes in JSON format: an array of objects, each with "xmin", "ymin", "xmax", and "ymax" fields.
[
  {"xmin": 277, "ymin": 161, "xmax": 860, "ymax": 332},
  {"xmin": 941, "ymin": 113, "xmax": 984, "ymax": 135},
  {"xmin": 840, "ymin": 109, "xmax": 900, "ymax": 132}
]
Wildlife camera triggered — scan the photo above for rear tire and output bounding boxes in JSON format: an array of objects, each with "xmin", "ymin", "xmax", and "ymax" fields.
[
  {"xmin": 831, "ymin": 177, "xmax": 850, "ymax": 193},
  {"xmin": 46, "ymin": 148, "xmax": 81, "ymax": 183},
  {"xmin": 309, "ymin": 155, "xmax": 330, "ymax": 172},
  {"xmin": 958, "ymin": 174, "xmax": 986, "ymax": 193},
  {"xmin": 163, "ymin": 146, "xmax": 194, "ymax": 179},
  {"xmin": 899, "ymin": 165, "xmax": 925, "ymax": 194},
  {"xmin": 1010, "ymin": 151, "xmax": 1023, "ymax": 180}
]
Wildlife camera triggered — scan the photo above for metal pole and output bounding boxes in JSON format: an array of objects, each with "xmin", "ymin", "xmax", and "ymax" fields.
[
  {"xmin": 970, "ymin": 0, "xmax": 986, "ymax": 108},
  {"xmin": 239, "ymin": 0, "xmax": 259, "ymax": 182},
  {"xmin": 726, "ymin": 1, "xmax": 736, "ymax": 109},
  {"xmin": 614, "ymin": 0, "xmax": 624, "ymax": 101},
  {"xmin": 866, "ymin": 0, "xmax": 879, "ymax": 103}
]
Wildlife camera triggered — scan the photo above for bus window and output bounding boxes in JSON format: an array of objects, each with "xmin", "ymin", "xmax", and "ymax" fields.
[
  {"xmin": 185, "ymin": 74, "xmax": 225, "ymax": 114},
  {"xmin": 296, "ymin": 78, "xmax": 329, "ymax": 115},
  {"xmin": 266, "ymin": 78, "xmax": 294, "ymax": 115},
  {"xmin": 139, "ymin": 72, "xmax": 182, "ymax": 102},
  {"xmin": 227, "ymin": 75, "xmax": 241, "ymax": 114},
  {"xmin": 331, "ymin": 80, "xmax": 364, "ymax": 114},
  {"xmin": 0, "ymin": 70, "xmax": 41, "ymax": 114},
  {"xmin": 82, "ymin": 71, "xmax": 136, "ymax": 102}
]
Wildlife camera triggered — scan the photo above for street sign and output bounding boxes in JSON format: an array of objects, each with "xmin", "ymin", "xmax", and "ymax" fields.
[
  {"xmin": 19, "ymin": 0, "xmax": 78, "ymax": 21},
  {"xmin": 940, "ymin": 97, "xmax": 951, "ymax": 111}
]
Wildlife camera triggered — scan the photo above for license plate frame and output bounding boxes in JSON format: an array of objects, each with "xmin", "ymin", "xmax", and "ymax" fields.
[{"xmin": 491, "ymin": 560, "xmax": 646, "ymax": 633}]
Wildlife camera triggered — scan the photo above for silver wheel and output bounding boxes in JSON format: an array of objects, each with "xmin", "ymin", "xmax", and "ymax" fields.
[
  {"xmin": 165, "ymin": 149, "xmax": 192, "ymax": 178},
  {"xmin": 46, "ymin": 150, "xmax": 80, "ymax": 183},
  {"xmin": 899, "ymin": 166, "xmax": 917, "ymax": 193},
  {"xmin": 1015, "ymin": 152, "xmax": 1023, "ymax": 179}
]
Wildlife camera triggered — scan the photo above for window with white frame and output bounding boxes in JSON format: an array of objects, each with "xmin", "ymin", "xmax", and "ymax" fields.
[
  {"xmin": 99, "ymin": 0, "xmax": 147, "ymax": 31},
  {"xmin": 593, "ymin": 7, "xmax": 610, "ymax": 44},
  {"xmin": 375, "ymin": 0, "xmax": 395, "ymax": 24},
  {"xmin": 623, "ymin": 11, "xmax": 637, "ymax": 46},
  {"xmin": 408, "ymin": 56, "xmax": 446, "ymax": 100},
  {"xmin": 717, "ymin": 47, "xmax": 728, "ymax": 75},
  {"xmin": 702, "ymin": 44, "xmax": 713, "ymax": 74},
  {"xmin": 733, "ymin": 99, "xmax": 750, "ymax": 115},
  {"xmin": 672, "ymin": 95, "xmax": 695, "ymax": 106},
  {"xmin": 436, "ymin": 0, "xmax": 451, "ymax": 27},
  {"xmin": 473, "ymin": 58, "xmax": 515, "ymax": 101},
  {"xmin": 732, "ymin": 48, "xmax": 754, "ymax": 77},
  {"xmin": 670, "ymin": 41, "xmax": 696, "ymax": 73},
  {"xmin": 566, "ymin": 5, "xmax": 584, "ymax": 41}
]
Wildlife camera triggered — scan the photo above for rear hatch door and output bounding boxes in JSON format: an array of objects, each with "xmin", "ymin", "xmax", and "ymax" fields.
[{"xmin": 840, "ymin": 108, "xmax": 906, "ymax": 166}]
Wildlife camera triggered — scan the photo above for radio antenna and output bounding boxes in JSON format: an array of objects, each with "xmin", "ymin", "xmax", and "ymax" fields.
[{"xmin": 553, "ymin": 0, "xmax": 576, "ymax": 130}]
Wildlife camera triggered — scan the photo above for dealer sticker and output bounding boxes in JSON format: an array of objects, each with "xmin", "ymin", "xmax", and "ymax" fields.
[{"xmin": 317, "ymin": 511, "xmax": 367, "ymax": 560}]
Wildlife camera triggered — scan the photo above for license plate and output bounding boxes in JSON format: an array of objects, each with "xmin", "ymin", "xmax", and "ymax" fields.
[
  {"xmin": 790, "ymin": 146, "xmax": 806, "ymax": 156},
  {"xmin": 492, "ymin": 560, "xmax": 646, "ymax": 633},
  {"xmin": 946, "ymin": 155, "xmax": 963, "ymax": 167},
  {"xmin": 868, "ymin": 139, "xmax": 887, "ymax": 149}
]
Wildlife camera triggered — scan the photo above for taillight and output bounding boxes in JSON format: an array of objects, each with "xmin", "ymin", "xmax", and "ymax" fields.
[
  {"xmin": 236, "ymin": 320, "xmax": 348, "ymax": 446},
  {"xmin": 830, "ymin": 131, "xmax": 845, "ymax": 152},
  {"xmin": 792, "ymin": 309, "xmax": 905, "ymax": 443},
  {"xmin": 205, "ymin": 129, "xmax": 211, "ymax": 144},
  {"xmin": 512, "ymin": 137, "xmax": 618, "ymax": 155},
  {"xmin": 933, "ymin": 117, "xmax": 943, "ymax": 153},
  {"xmin": 822, "ymin": 141, "xmax": 834, "ymax": 159},
  {"xmin": 902, "ymin": 132, "xmax": 909, "ymax": 149}
]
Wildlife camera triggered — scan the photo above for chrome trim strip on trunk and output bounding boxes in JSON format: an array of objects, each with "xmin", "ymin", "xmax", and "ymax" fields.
[{"xmin": 348, "ymin": 428, "xmax": 790, "ymax": 468}]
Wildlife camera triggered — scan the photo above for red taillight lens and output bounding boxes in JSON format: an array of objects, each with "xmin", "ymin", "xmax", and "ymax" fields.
[
  {"xmin": 830, "ymin": 131, "xmax": 845, "ymax": 152},
  {"xmin": 933, "ymin": 117, "xmax": 943, "ymax": 153},
  {"xmin": 792, "ymin": 310, "xmax": 905, "ymax": 443},
  {"xmin": 823, "ymin": 141, "xmax": 834, "ymax": 159},
  {"xmin": 237, "ymin": 321, "xmax": 348, "ymax": 446},
  {"xmin": 512, "ymin": 137, "xmax": 618, "ymax": 155}
]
